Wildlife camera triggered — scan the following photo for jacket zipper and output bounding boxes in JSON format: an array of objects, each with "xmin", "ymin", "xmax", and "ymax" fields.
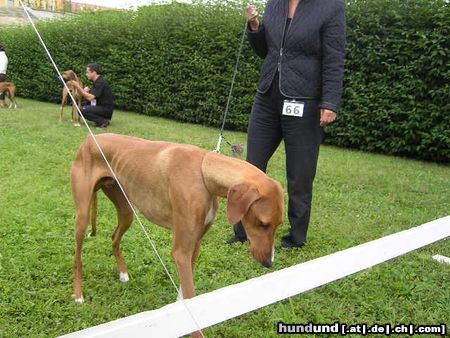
[
  {"xmin": 278, "ymin": 47, "xmax": 283, "ymax": 73},
  {"xmin": 277, "ymin": 9, "xmax": 290, "ymax": 74}
]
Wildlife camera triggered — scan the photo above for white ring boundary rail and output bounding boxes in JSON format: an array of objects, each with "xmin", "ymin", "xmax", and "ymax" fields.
[{"xmin": 60, "ymin": 215, "xmax": 449, "ymax": 338}]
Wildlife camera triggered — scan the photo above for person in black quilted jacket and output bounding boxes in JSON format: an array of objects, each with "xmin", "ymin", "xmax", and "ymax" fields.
[{"xmin": 227, "ymin": 0, "xmax": 346, "ymax": 249}]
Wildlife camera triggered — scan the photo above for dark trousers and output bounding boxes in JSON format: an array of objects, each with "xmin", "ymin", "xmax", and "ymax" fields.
[
  {"xmin": 234, "ymin": 74, "xmax": 323, "ymax": 245},
  {"xmin": 81, "ymin": 105, "xmax": 113, "ymax": 126}
]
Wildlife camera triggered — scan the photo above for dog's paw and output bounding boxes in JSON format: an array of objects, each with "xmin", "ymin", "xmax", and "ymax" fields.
[
  {"xmin": 74, "ymin": 123, "xmax": 81, "ymax": 127},
  {"xmin": 176, "ymin": 287, "xmax": 183, "ymax": 301},
  {"xmin": 119, "ymin": 272, "xmax": 129, "ymax": 282},
  {"xmin": 72, "ymin": 294, "xmax": 84, "ymax": 304}
]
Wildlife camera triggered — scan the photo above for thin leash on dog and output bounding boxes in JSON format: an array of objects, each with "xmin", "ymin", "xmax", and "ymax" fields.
[
  {"xmin": 18, "ymin": 1, "xmax": 205, "ymax": 335},
  {"xmin": 214, "ymin": 19, "xmax": 248, "ymax": 157}
]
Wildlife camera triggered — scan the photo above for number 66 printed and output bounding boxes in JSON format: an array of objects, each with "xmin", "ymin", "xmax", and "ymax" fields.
[{"xmin": 282, "ymin": 100, "xmax": 304, "ymax": 117}]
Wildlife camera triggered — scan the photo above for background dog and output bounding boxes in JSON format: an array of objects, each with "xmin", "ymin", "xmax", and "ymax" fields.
[
  {"xmin": 60, "ymin": 70, "xmax": 84, "ymax": 126},
  {"xmin": 0, "ymin": 82, "xmax": 17, "ymax": 108}
]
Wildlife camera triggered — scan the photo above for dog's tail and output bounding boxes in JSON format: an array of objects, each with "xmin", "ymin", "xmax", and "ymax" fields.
[{"xmin": 90, "ymin": 191, "xmax": 98, "ymax": 236}]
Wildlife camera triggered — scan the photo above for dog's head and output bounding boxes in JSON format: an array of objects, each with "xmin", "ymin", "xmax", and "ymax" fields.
[
  {"xmin": 63, "ymin": 70, "xmax": 77, "ymax": 81},
  {"xmin": 227, "ymin": 179, "xmax": 284, "ymax": 268}
]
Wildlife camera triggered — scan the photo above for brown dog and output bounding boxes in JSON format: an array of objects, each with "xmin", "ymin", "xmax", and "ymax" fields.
[
  {"xmin": 60, "ymin": 70, "xmax": 84, "ymax": 126},
  {"xmin": 0, "ymin": 82, "xmax": 17, "ymax": 108},
  {"xmin": 71, "ymin": 133, "xmax": 284, "ymax": 309}
]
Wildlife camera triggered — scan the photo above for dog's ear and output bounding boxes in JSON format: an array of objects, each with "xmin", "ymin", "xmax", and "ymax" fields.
[
  {"xmin": 250, "ymin": 197, "xmax": 275, "ymax": 225},
  {"xmin": 227, "ymin": 183, "xmax": 260, "ymax": 224},
  {"xmin": 251, "ymin": 180, "xmax": 284, "ymax": 225}
]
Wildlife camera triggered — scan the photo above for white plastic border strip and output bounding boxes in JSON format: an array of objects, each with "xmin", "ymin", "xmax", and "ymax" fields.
[{"xmin": 61, "ymin": 216, "xmax": 450, "ymax": 338}]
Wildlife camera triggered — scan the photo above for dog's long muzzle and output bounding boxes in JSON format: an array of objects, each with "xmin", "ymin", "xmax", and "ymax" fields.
[{"xmin": 261, "ymin": 246, "xmax": 275, "ymax": 268}]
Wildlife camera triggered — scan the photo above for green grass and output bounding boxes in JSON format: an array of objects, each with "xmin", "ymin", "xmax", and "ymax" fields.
[{"xmin": 0, "ymin": 98, "xmax": 449, "ymax": 338}]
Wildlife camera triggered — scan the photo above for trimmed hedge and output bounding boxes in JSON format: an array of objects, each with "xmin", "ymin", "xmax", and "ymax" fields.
[
  {"xmin": 0, "ymin": 3, "xmax": 260, "ymax": 130},
  {"xmin": 0, "ymin": 0, "xmax": 448, "ymax": 162},
  {"xmin": 329, "ymin": 0, "xmax": 449, "ymax": 162}
]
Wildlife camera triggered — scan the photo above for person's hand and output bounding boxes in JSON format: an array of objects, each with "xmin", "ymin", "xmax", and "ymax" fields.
[
  {"xmin": 84, "ymin": 86, "xmax": 90, "ymax": 92},
  {"xmin": 320, "ymin": 108, "xmax": 337, "ymax": 126},
  {"xmin": 67, "ymin": 80, "xmax": 79, "ymax": 89},
  {"xmin": 246, "ymin": 4, "xmax": 260, "ymax": 32}
]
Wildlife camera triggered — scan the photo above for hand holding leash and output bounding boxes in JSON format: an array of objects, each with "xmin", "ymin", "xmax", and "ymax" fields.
[{"xmin": 246, "ymin": 4, "xmax": 260, "ymax": 32}]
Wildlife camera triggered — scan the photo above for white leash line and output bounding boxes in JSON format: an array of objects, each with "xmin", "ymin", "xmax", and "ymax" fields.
[
  {"xmin": 18, "ymin": 2, "xmax": 204, "ymax": 335},
  {"xmin": 214, "ymin": 19, "xmax": 248, "ymax": 153}
]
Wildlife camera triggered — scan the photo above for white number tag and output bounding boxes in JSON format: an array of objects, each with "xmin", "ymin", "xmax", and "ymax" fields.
[{"xmin": 282, "ymin": 100, "xmax": 304, "ymax": 117}]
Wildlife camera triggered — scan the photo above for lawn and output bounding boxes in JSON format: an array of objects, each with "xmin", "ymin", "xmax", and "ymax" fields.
[{"xmin": 0, "ymin": 98, "xmax": 449, "ymax": 337}]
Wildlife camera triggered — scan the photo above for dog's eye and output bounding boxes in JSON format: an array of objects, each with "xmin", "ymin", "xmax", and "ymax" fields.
[{"xmin": 261, "ymin": 222, "xmax": 270, "ymax": 229}]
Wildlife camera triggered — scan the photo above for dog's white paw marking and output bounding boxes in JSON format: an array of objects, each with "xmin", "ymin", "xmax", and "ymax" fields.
[
  {"xmin": 119, "ymin": 272, "xmax": 129, "ymax": 282},
  {"xmin": 176, "ymin": 287, "xmax": 183, "ymax": 301},
  {"xmin": 74, "ymin": 123, "xmax": 81, "ymax": 127},
  {"xmin": 74, "ymin": 296, "xmax": 84, "ymax": 304}
]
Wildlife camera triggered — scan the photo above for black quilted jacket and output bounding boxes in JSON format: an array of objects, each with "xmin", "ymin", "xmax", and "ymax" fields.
[{"xmin": 248, "ymin": 0, "xmax": 346, "ymax": 113}]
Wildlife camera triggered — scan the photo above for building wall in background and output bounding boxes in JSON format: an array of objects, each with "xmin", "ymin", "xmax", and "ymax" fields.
[
  {"xmin": 71, "ymin": 2, "xmax": 113, "ymax": 11},
  {"xmin": 11, "ymin": 0, "xmax": 69, "ymax": 11},
  {"xmin": 71, "ymin": 0, "xmax": 191, "ymax": 11}
]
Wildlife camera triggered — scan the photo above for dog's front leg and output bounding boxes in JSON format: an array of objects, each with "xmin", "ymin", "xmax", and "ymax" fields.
[
  {"xmin": 101, "ymin": 182, "xmax": 134, "ymax": 282},
  {"xmin": 176, "ymin": 240, "xmax": 202, "ymax": 301},
  {"xmin": 172, "ymin": 230, "xmax": 204, "ymax": 338},
  {"xmin": 72, "ymin": 97, "xmax": 81, "ymax": 127},
  {"xmin": 60, "ymin": 88, "xmax": 68, "ymax": 122},
  {"xmin": 172, "ymin": 246, "xmax": 196, "ymax": 300},
  {"xmin": 173, "ymin": 248, "xmax": 204, "ymax": 338},
  {"xmin": 74, "ymin": 98, "xmax": 82, "ymax": 127}
]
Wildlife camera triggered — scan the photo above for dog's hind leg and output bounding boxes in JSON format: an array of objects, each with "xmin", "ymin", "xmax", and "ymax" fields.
[
  {"xmin": 101, "ymin": 180, "xmax": 133, "ymax": 283},
  {"xmin": 7, "ymin": 87, "xmax": 17, "ymax": 109},
  {"xmin": 71, "ymin": 171, "xmax": 95, "ymax": 304},
  {"xmin": 9, "ymin": 98, "xmax": 17, "ymax": 109},
  {"xmin": 89, "ymin": 191, "xmax": 97, "ymax": 237},
  {"xmin": 0, "ymin": 91, "xmax": 5, "ymax": 108}
]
